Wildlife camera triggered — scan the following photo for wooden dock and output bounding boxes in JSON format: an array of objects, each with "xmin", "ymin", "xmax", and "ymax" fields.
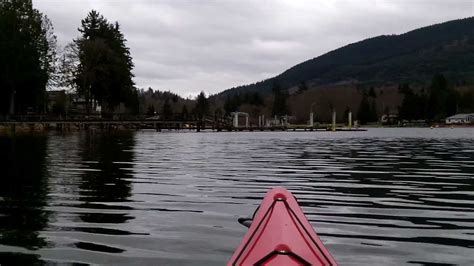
[
  {"xmin": 0, "ymin": 115, "xmax": 366, "ymax": 133},
  {"xmin": 0, "ymin": 119, "xmax": 198, "ymax": 132},
  {"xmin": 0, "ymin": 121, "xmax": 366, "ymax": 133}
]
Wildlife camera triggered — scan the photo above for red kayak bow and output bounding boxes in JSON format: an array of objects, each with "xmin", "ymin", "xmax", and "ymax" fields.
[{"xmin": 228, "ymin": 187, "xmax": 337, "ymax": 266}]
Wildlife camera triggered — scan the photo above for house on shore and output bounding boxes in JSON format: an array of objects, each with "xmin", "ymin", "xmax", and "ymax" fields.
[
  {"xmin": 445, "ymin": 113, "xmax": 474, "ymax": 124},
  {"xmin": 46, "ymin": 90, "xmax": 102, "ymax": 116}
]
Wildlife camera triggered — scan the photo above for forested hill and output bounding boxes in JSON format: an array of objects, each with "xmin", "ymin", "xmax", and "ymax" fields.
[{"xmin": 218, "ymin": 17, "xmax": 474, "ymax": 97}]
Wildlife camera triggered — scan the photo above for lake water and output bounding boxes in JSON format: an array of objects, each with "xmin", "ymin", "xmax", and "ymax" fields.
[{"xmin": 0, "ymin": 128, "xmax": 473, "ymax": 265}]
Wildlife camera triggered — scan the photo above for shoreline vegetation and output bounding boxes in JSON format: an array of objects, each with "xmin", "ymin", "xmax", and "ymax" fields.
[{"xmin": 1, "ymin": 2, "xmax": 473, "ymax": 130}]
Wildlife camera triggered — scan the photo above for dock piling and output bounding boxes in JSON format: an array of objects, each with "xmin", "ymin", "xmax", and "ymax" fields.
[{"xmin": 332, "ymin": 111, "xmax": 336, "ymax": 132}]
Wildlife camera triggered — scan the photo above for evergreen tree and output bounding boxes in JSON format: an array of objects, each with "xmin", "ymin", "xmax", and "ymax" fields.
[
  {"xmin": 250, "ymin": 92, "xmax": 264, "ymax": 106},
  {"xmin": 214, "ymin": 108, "xmax": 223, "ymax": 120},
  {"xmin": 181, "ymin": 104, "xmax": 189, "ymax": 120},
  {"xmin": 368, "ymin": 87, "xmax": 377, "ymax": 98},
  {"xmin": 357, "ymin": 95, "xmax": 371, "ymax": 125},
  {"xmin": 366, "ymin": 87, "xmax": 378, "ymax": 122},
  {"xmin": 427, "ymin": 73, "xmax": 445, "ymax": 119},
  {"xmin": 194, "ymin": 91, "xmax": 209, "ymax": 120},
  {"xmin": 0, "ymin": 0, "xmax": 57, "ymax": 114},
  {"xmin": 398, "ymin": 83, "xmax": 425, "ymax": 121},
  {"xmin": 146, "ymin": 105, "xmax": 155, "ymax": 116},
  {"xmin": 297, "ymin": 81, "xmax": 308, "ymax": 93},
  {"xmin": 369, "ymin": 99, "xmax": 378, "ymax": 122},
  {"xmin": 271, "ymin": 82, "xmax": 289, "ymax": 116},
  {"xmin": 224, "ymin": 95, "xmax": 238, "ymax": 114},
  {"xmin": 445, "ymin": 89, "xmax": 458, "ymax": 117},
  {"xmin": 357, "ymin": 87, "xmax": 378, "ymax": 124},
  {"xmin": 459, "ymin": 91, "xmax": 474, "ymax": 112},
  {"xmin": 170, "ymin": 95, "xmax": 177, "ymax": 103},
  {"xmin": 72, "ymin": 10, "xmax": 135, "ymax": 113},
  {"xmin": 224, "ymin": 92, "xmax": 263, "ymax": 115},
  {"xmin": 122, "ymin": 86, "xmax": 139, "ymax": 114},
  {"xmin": 426, "ymin": 73, "xmax": 459, "ymax": 120},
  {"xmin": 162, "ymin": 99, "xmax": 172, "ymax": 120},
  {"xmin": 223, "ymin": 96, "xmax": 232, "ymax": 115},
  {"xmin": 242, "ymin": 92, "xmax": 250, "ymax": 103}
]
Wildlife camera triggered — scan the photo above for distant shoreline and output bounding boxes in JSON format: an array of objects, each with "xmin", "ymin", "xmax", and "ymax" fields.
[{"xmin": 1, "ymin": 122, "xmax": 473, "ymax": 135}]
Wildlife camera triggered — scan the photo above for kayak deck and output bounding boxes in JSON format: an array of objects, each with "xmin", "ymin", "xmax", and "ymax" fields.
[{"xmin": 228, "ymin": 187, "xmax": 337, "ymax": 266}]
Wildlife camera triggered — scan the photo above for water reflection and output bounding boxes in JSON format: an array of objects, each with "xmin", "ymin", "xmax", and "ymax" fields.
[
  {"xmin": 78, "ymin": 132, "xmax": 135, "ymax": 201},
  {"xmin": 0, "ymin": 135, "xmax": 50, "ymax": 249},
  {"xmin": 0, "ymin": 135, "xmax": 49, "ymax": 264},
  {"xmin": 77, "ymin": 132, "xmax": 135, "ymax": 225},
  {"xmin": 31, "ymin": 132, "xmax": 138, "ymax": 262}
]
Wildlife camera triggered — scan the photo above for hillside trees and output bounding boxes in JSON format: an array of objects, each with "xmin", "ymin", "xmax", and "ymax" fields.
[
  {"xmin": 181, "ymin": 105, "xmax": 189, "ymax": 120},
  {"xmin": 459, "ymin": 90, "xmax": 474, "ymax": 112},
  {"xmin": 398, "ymin": 83, "xmax": 426, "ymax": 121},
  {"xmin": 223, "ymin": 92, "xmax": 264, "ymax": 114},
  {"xmin": 357, "ymin": 95, "xmax": 371, "ymax": 125},
  {"xmin": 0, "ymin": 0, "xmax": 57, "ymax": 114},
  {"xmin": 146, "ymin": 105, "xmax": 155, "ymax": 116},
  {"xmin": 357, "ymin": 88, "xmax": 377, "ymax": 124},
  {"xmin": 297, "ymin": 81, "xmax": 309, "ymax": 93},
  {"xmin": 424, "ymin": 73, "xmax": 457, "ymax": 120},
  {"xmin": 398, "ymin": 74, "xmax": 460, "ymax": 121},
  {"xmin": 162, "ymin": 99, "xmax": 172, "ymax": 120},
  {"xmin": 137, "ymin": 88, "xmax": 191, "ymax": 117},
  {"xmin": 194, "ymin": 91, "xmax": 209, "ymax": 120},
  {"xmin": 271, "ymin": 82, "xmax": 290, "ymax": 116},
  {"xmin": 223, "ymin": 95, "xmax": 239, "ymax": 114}
]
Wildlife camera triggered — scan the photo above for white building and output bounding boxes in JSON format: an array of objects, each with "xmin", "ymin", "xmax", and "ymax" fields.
[{"xmin": 445, "ymin": 113, "xmax": 474, "ymax": 124}]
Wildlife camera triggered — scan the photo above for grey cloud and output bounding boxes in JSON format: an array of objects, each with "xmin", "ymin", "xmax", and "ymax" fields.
[{"xmin": 33, "ymin": 0, "xmax": 473, "ymax": 96}]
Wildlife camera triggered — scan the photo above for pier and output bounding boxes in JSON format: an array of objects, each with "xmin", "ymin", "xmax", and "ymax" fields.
[{"xmin": 0, "ymin": 114, "xmax": 366, "ymax": 133}]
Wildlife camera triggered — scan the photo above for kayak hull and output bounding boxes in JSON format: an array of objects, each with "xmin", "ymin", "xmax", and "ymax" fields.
[{"xmin": 228, "ymin": 187, "xmax": 337, "ymax": 266}]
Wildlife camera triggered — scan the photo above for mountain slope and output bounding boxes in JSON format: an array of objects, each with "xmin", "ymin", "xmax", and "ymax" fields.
[{"xmin": 219, "ymin": 17, "xmax": 474, "ymax": 97}]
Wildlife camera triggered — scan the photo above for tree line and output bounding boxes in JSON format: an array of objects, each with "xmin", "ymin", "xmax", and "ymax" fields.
[
  {"xmin": 223, "ymin": 91, "xmax": 264, "ymax": 114},
  {"xmin": 397, "ymin": 73, "xmax": 468, "ymax": 122},
  {"xmin": 0, "ymin": 1, "xmax": 137, "ymax": 116},
  {"xmin": 356, "ymin": 87, "xmax": 378, "ymax": 124},
  {"xmin": 0, "ymin": 0, "xmax": 56, "ymax": 114}
]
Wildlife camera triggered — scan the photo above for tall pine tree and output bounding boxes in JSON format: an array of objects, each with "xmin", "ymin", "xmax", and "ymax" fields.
[
  {"xmin": 426, "ymin": 73, "xmax": 458, "ymax": 121},
  {"xmin": 0, "ymin": 0, "xmax": 57, "ymax": 114},
  {"xmin": 357, "ymin": 94, "xmax": 371, "ymax": 125},
  {"xmin": 194, "ymin": 91, "xmax": 209, "ymax": 120},
  {"xmin": 71, "ymin": 10, "xmax": 135, "ymax": 113}
]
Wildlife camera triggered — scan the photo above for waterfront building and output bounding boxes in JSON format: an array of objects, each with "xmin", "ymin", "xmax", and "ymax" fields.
[{"xmin": 445, "ymin": 113, "xmax": 474, "ymax": 124}]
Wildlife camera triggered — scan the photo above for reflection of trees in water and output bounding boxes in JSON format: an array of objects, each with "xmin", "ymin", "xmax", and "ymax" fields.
[
  {"xmin": 0, "ymin": 253, "xmax": 43, "ymax": 264},
  {"xmin": 0, "ymin": 135, "xmax": 49, "ymax": 250},
  {"xmin": 77, "ymin": 132, "xmax": 135, "ymax": 224}
]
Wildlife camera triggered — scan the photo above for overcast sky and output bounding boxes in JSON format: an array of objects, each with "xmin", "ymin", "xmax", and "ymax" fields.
[{"xmin": 33, "ymin": 0, "xmax": 474, "ymax": 97}]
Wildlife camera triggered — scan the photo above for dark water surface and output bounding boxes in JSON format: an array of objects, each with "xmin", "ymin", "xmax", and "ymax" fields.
[{"xmin": 0, "ymin": 128, "xmax": 473, "ymax": 265}]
